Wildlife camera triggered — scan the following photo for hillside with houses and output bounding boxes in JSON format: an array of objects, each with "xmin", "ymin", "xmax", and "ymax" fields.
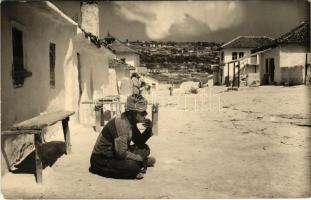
[{"xmin": 128, "ymin": 40, "xmax": 221, "ymax": 73}]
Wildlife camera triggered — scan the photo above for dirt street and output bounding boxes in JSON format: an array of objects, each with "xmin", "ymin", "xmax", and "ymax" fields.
[{"xmin": 1, "ymin": 85, "xmax": 311, "ymax": 198}]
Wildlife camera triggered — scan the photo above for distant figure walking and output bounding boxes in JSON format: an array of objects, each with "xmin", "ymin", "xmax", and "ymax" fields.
[{"xmin": 169, "ymin": 85, "xmax": 174, "ymax": 96}]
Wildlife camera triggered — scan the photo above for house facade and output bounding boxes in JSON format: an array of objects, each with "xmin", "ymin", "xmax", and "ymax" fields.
[
  {"xmin": 104, "ymin": 34, "xmax": 140, "ymax": 69},
  {"xmin": 219, "ymin": 36, "xmax": 274, "ymax": 85},
  {"xmin": 252, "ymin": 21, "xmax": 310, "ymax": 85},
  {"xmin": 1, "ymin": 1, "xmax": 80, "ymax": 173},
  {"xmin": 1, "ymin": 1, "xmax": 117, "ymax": 174}
]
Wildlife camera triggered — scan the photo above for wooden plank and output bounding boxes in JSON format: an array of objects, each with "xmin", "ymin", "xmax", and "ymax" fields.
[
  {"xmin": 2, "ymin": 130, "xmax": 41, "ymax": 135},
  {"xmin": 98, "ymin": 95, "xmax": 120, "ymax": 101},
  {"xmin": 34, "ymin": 133, "xmax": 43, "ymax": 183},
  {"xmin": 62, "ymin": 117, "xmax": 71, "ymax": 154},
  {"xmin": 12, "ymin": 111, "xmax": 75, "ymax": 130}
]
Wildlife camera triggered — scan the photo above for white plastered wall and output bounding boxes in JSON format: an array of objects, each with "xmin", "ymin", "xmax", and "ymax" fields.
[
  {"xmin": 116, "ymin": 53, "xmax": 140, "ymax": 68},
  {"xmin": 75, "ymin": 32, "xmax": 116, "ymax": 125},
  {"xmin": 1, "ymin": 3, "xmax": 79, "ymax": 173},
  {"xmin": 221, "ymin": 48, "xmax": 252, "ymax": 84},
  {"xmin": 259, "ymin": 47, "xmax": 281, "ymax": 84},
  {"xmin": 279, "ymin": 44, "xmax": 308, "ymax": 84}
]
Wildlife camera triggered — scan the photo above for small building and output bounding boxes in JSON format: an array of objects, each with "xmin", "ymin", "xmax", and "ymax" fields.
[
  {"xmin": 219, "ymin": 36, "xmax": 274, "ymax": 85},
  {"xmin": 251, "ymin": 21, "xmax": 310, "ymax": 85},
  {"xmin": 104, "ymin": 34, "xmax": 140, "ymax": 70}
]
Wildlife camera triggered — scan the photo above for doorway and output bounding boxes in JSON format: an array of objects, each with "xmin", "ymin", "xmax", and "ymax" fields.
[
  {"xmin": 269, "ymin": 58, "xmax": 275, "ymax": 83},
  {"xmin": 264, "ymin": 58, "xmax": 275, "ymax": 84}
]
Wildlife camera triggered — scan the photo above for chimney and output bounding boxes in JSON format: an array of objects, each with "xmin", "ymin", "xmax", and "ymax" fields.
[{"xmin": 81, "ymin": 1, "xmax": 99, "ymax": 37}]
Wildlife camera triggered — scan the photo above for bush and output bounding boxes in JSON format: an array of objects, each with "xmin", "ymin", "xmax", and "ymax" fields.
[{"xmin": 189, "ymin": 87, "xmax": 198, "ymax": 94}]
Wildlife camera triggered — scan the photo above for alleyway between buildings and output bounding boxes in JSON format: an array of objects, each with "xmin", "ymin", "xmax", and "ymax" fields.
[{"xmin": 2, "ymin": 86, "xmax": 311, "ymax": 198}]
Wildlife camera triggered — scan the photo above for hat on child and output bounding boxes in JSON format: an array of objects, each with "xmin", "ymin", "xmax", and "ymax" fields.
[{"xmin": 125, "ymin": 94, "xmax": 147, "ymax": 112}]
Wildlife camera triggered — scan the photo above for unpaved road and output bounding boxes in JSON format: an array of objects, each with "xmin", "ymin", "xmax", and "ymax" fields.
[{"xmin": 2, "ymin": 85, "xmax": 311, "ymax": 198}]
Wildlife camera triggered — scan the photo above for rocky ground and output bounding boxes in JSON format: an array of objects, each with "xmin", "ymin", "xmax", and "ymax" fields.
[{"xmin": 1, "ymin": 85, "xmax": 311, "ymax": 198}]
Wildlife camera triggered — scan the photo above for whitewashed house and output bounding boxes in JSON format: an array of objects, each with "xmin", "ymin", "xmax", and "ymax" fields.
[
  {"xmin": 75, "ymin": 2, "xmax": 117, "ymax": 125},
  {"xmin": 1, "ymin": 1, "xmax": 116, "ymax": 174},
  {"xmin": 251, "ymin": 21, "xmax": 310, "ymax": 85},
  {"xmin": 219, "ymin": 36, "xmax": 273, "ymax": 85},
  {"xmin": 1, "ymin": 1, "xmax": 80, "ymax": 174},
  {"xmin": 104, "ymin": 33, "xmax": 141, "ymax": 69}
]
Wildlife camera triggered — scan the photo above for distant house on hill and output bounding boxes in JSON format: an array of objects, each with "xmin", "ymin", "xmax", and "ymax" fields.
[
  {"xmin": 251, "ymin": 21, "xmax": 310, "ymax": 85},
  {"xmin": 103, "ymin": 33, "xmax": 140, "ymax": 70},
  {"xmin": 219, "ymin": 36, "xmax": 274, "ymax": 85}
]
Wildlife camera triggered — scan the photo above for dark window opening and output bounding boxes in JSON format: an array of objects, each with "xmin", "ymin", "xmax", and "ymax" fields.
[
  {"xmin": 49, "ymin": 43, "xmax": 56, "ymax": 88},
  {"xmin": 238, "ymin": 52, "xmax": 244, "ymax": 58},
  {"xmin": 232, "ymin": 52, "xmax": 237, "ymax": 60},
  {"xmin": 12, "ymin": 27, "xmax": 31, "ymax": 87},
  {"xmin": 221, "ymin": 52, "xmax": 224, "ymax": 61}
]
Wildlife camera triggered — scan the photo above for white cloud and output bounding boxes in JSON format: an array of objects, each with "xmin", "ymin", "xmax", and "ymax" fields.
[{"xmin": 115, "ymin": 1, "xmax": 245, "ymax": 40}]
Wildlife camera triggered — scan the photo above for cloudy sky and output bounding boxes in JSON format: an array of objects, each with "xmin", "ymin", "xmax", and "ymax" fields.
[{"xmin": 99, "ymin": 0, "xmax": 309, "ymax": 43}]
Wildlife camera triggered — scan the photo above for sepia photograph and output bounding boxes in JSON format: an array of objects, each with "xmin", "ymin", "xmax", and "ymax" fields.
[{"xmin": 1, "ymin": 0, "xmax": 310, "ymax": 198}]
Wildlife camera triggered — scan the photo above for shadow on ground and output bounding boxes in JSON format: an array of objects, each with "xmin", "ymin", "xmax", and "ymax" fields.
[{"xmin": 11, "ymin": 141, "xmax": 66, "ymax": 174}]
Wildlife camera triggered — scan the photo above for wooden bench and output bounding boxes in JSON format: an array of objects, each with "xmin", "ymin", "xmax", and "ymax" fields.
[
  {"xmin": 82, "ymin": 95, "xmax": 121, "ymax": 132},
  {"xmin": 82, "ymin": 96, "xmax": 159, "ymax": 135},
  {"xmin": 2, "ymin": 110, "xmax": 75, "ymax": 183}
]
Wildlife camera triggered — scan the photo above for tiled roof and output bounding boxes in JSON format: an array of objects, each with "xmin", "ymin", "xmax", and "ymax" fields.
[
  {"xmin": 221, "ymin": 36, "xmax": 274, "ymax": 49},
  {"xmin": 109, "ymin": 58, "xmax": 134, "ymax": 70},
  {"xmin": 110, "ymin": 40, "xmax": 138, "ymax": 54},
  {"xmin": 276, "ymin": 21, "xmax": 309, "ymax": 44},
  {"xmin": 101, "ymin": 34, "xmax": 138, "ymax": 54},
  {"xmin": 79, "ymin": 26, "xmax": 114, "ymax": 52},
  {"xmin": 252, "ymin": 21, "xmax": 310, "ymax": 53}
]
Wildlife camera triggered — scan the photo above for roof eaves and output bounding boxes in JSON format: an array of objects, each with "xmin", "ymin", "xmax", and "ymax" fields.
[
  {"xmin": 222, "ymin": 36, "xmax": 274, "ymax": 49},
  {"xmin": 78, "ymin": 27, "xmax": 115, "ymax": 53},
  {"xmin": 221, "ymin": 36, "xmax": 241, "ymax": 49}
]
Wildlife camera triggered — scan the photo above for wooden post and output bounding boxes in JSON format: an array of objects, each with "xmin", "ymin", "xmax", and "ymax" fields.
[
  {"xmin": 152, "ymin": 104, "xmax": 158, "ymax": 136},
  {"xmin": 115, "ymin": 102, "xmax": 119, "ymax": 115},
  {"xmin": 233, "ymin": 62, "xmax": 236, "ymax": 87},
  {"xmin": 238, "ymin": 61, "xmax": 245, "ymax": 88},
  {"xmin": 287, "ymin": 67, "xmax": 290, "ymax": 86},
  {"xmin": 34, "ymin": 132, "xmax": 43, "ymax": 184},
  {"xmin": 62, "ymin": 117, "xmax": 71, "ymax": 154},
  {"xmin": 95, "ymin": 103, "xmax": 103, "ymax": 132},
  {"xmin": 110, "ymin": 103, "xmax": 115, "ymax": 117},
  {"xmin": 305, "ymin": 53, "xmax": 308, "ymax": 85},
  {"xmin": 227, "ymin": 63, "xmax": 229, "ymax": 87}
]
